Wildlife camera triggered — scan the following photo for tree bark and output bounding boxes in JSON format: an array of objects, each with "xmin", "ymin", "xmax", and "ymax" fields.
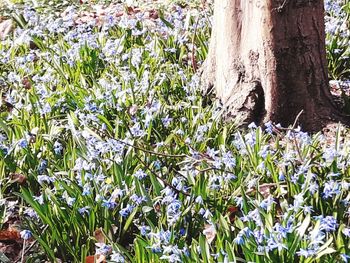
[{"xmin": 203, "ymin": 0, "xmax": 349, "ymax": 131}]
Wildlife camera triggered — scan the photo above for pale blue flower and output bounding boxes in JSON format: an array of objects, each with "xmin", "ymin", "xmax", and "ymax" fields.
[{"xmin": 20, "ymin": 230, "xmax": 32, "ymax": 240}]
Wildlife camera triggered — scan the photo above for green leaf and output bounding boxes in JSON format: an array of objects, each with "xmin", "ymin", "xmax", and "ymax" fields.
[
  {"xmin": 142, "ymin": 206, "xmax": 153, "ymax": 213},
  {"xmin": 0, "ymin": 252, "xmax": 11, "ymax": 263},
  {"xmin": 315, "ymin": 247, "xmax": 336, "ymax": 259},
  {"xmin": 297, "ymin": 214, "xmax": 311, "ymax": 237}
]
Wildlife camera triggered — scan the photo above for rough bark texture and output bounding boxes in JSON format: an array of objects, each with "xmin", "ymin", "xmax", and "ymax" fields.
[{"xmin": 203, "ymin": 0, "xmax": 349, "ymax": 131}]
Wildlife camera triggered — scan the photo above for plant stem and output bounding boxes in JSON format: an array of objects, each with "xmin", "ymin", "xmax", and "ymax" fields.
[{"xmin": 21, "ymin": 240, "xmax": 26, "ymax": 263}]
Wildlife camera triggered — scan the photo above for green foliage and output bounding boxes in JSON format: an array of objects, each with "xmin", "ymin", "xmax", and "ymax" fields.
[{"xmin": 0, "ymin": 0, "xmax": 349, "ymax": 262}]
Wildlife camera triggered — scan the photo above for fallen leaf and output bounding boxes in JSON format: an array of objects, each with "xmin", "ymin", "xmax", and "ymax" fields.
[
  {"xmin": 127, "ymin": 6, "xmax": 141, "ymax": 15},
  {"xmin": 0, "ymin": 19, "xmax": 13, "ymax": 40},
  {"xmin": 86, "ymin": 254, "xmax": 106, "ymax": 263},
  {"xmin": 128, "ymin": 105, "xmax": 138, "ymax": 116},
  {"xmin": 0, "ymin": 228, "xmax": 21, "ymax": 242},
  {"xmin": 227, "ymin": 205, "xmax": 239, "ymax": 223},
  {"xmin": 94, "ymin": 228, "xmax": 105, "ymax": 243},
  {"xmin": 10, "ymin": 173, "xmax": 26, "ymax": 184},
  {"xmin": 147, "ymin": 9, "xmax": 159, "ymax": 19},
  {"xmin": 22, "ymin": 77, "xmax": 32, "ymax": 90}
]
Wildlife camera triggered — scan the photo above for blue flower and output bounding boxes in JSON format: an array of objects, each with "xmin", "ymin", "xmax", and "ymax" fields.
[
  {"xmin": 161, "ymin": 115, "xmax": 173, "ymax": 128},
  {"xmin": 119, "ymin": 204, "xmax": 134, "ymax": 217},
  {"xmin": 18, "ymin": 138, "xmax": 28, "ymax": 149},
  {"xmin": 20, "ymin": 230, "xmax": 32, "ymax": 240},
  {"xmin": 82, "ymin": 184, "xmax": 91, "ymax": 196},
  {"xmin": 37, "ymin": 175, "xmax": 55, "ymax": 184},
  {"xmin": 38, "ymin": 159, "xmax": 48, "ymax": 174},
  {"xmin": 102, "ymin": 199, "xmax": 117, "ymax": 210},
  {"xmin": 78, "ymin": 206, "xmax": 90, "ymax": 215},
  {"xmin": 320, "ymin": 216, "xmax": 338, "ymax": 232},
  {"xmin": 234, "ymin": 234, "xmax": 245, "ymax": 245},
  {"xmin": 139, "ymin": 225, "xmax": 150, "ymax": 236},
  {"xmin": 323, "ymin": 180, "xmax": 341, "ymax": 198},
  {"xmin": 296, "ymin": 248, "xmax": 316, "ymax": 258},
  {"xmin": 95, "ymin": 243, "xmax": 111, "ymax": 255},
  {"xmin": 133, "ymin": 169, "xmax": 147, "ymax": 180},
  {"xmin": 260, "ymin": 196, "xmax": 276, "ymax": 211},
  {"xmin": 53, "ymin": 141, "xmax": 63, "ymax": 154},
  {"xmin": 340, "ymin": 254, "xmax": 350, "ymax": 262},
  {"xmin": 342, "ymin": 228, "xmax": 350, "ymax": 237},
  {"xmin": 110, "ymin": 251, "xmax": 125, "ymax": 263}
]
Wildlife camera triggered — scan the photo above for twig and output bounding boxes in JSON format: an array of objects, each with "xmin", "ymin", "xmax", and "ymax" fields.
[
  {"xmin": 15, "ymin": 225, "xmax": 48, "ymax": 263},
  {"xmin": 290, "ymin": 111, "xmax": 304, "ymax": 163},
  {"xmin": 134, "ymin": 155, "xmax": 190, "ymax": 196},
  {"xmin": 273, "ymin": 0, "xmax": 290, "ymax": 13},
  {"xmin": 113, "ymin": 137, "xmax": 187, "ymax": 158},
  {"xmin": 291, "ymin": 110, "xmax": 304, "ymax": 130},
  {"xmin": 195, "ymin": 166, "xmax": 235, "ymax": 175},
  {"xmin": 20, "ymin": 240, "xmax": 26, "ymax": 263}
]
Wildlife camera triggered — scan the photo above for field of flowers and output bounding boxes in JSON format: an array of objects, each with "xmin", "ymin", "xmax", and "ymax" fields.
[{"xmin": 0, "ymin": 0, "xmax": 350, "ymax": 262}]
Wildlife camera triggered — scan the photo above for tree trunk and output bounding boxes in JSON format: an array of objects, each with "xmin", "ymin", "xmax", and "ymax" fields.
[{"xmin": 203, "ymin": 0, "xmax": 349, "ymax": 131}]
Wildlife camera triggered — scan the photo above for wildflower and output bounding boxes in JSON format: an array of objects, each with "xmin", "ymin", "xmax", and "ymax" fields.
[
  {"xmin": 82, "ymin": 183, "xmax": 91, "ymax": 196},
  {"xmin": 166, "ymin": 200, "xmax": 182, "ymax": 225},
  {"xmin": 274, "ymin": 223, "xmax": 292, "ymax": 239},
  {"xmin": 222, "ymin": 151, "xmax": 236, "ymax": 169},
  {"xmin": 37, "ymin": 175, "xmax": 55, "ymax": 184},
  {"xmin": 195, "ymin": 196, "xmax": 203, "ymax": 204},
  {"xmin": 110, "ymin": 251, "xmax": 125, "ymax": 262},
  {"xmin": 206, "ymin": 147, "xmax": 219, "ymax": 158},
  {"xmin": 159, "ymin": 230, "xmax": 172, "ymax": 244},
  {"xmin": 96, "ymin": 243, "xmax": 111, "ymax": 255},
  {"xmin": 38, "ymin": 159, "xmax": 48, "ymax": 174},
  {"xmin": 309, "ymin": 228, "xmax": 325, "ymax": 247},
  {"xmin": 323, "ymin": 180, "xmax": 341, "ymax": 198},
  {"xmin": 259, "ymin": 196, "xmax": 276, "ymax": 211},
  {"xmin": 34, "ymin": 195, "xmax": 44, "ymax": 205},
  {"xmin": 308, "ymin": 181, "xmax": 319, "ymax": 194},
  {"xmin": 278, "ymin": 171, "xmax": 285, "ymax": 181},
  {"xmin": 66, "ymin": 197, "xmax": 76, "ymax": 207},
  {"xmin": 53, "ymin": 141, "xmax": 63, "ymax": 154},
  {"xmin": 259, "ymin": 145, "xmax": 270, "ymax": 158},
  {"xmin": 130, "ymin": 122, "xmax": 145, "ymax": 137},
  {"xmin": 302, "ymin": 206, "xmax": 314, "ymax": 214},
  {"xmin": 159, "ymin": 254, "xmax": 181, "ymax": 262},
  {"xmin": 320, "ymin": 216, "xmax": 338, "ymax": 232},
  {"xmin": 244, "ymin": 132, "xmax": 256, "ymax": 146},
  {"xmin": 133, "ymin": 169, "xmax": 147, "ymax": 180},
  {"xmin": 102, "ymin": 199, "xmax": 117, "ymax": 210},
  {"xmin": 172, "ymin": 178, "xmax": 184, "ymax": 191},
  {"xmin": 161, "ymin": 115, "xmax": 173, "ymax": 128},
  {"xmin": 342, "ymin": 228, "xmax": 350, "ymax": 237},
  {"xmin": 20, "ymin": 230, "xmax": 32, "ymax": 240},
  {"xmin": 18, "ymin": 138, "xmax": 28, "ymax": 148},
  {"xmin": 253, "ymin": 229, "xmax": 264, "ymax": 244},
  {"xmin": 292, "ymin": 193, "xmax": 304, "ymax": 210},
  {"xmin": 24, "ymin": 208, "xmax": 39, "ymax": 219},
  {"xmin": 40, "ymin": 103, "xmax": 51, "ymax": 115},
  {"xmin": 78, "ymin": 206, "xmax": 90, "ymax": 215},
  {"xmin": 248, "ymin": 122, "xmax": 257, "ymax": 129},
  {"xmin": 130, "ymin": 194, "xmax": 146, "ymax": 205},
  {"xmin": 234, "ymin": 233, "xmax": 245, "ymax": 245},
  {"xmin": 119, "ymin": 204, "xmax": 134, "ymax": 217},
  {"xmin": 138, "ymin": 225, "xmax": 150, "ymax": 236},
  {"xmin": 322, "ymin": 148, "xmax": 338, "ymax": 163},
  {"xmin": 296, "ymin": 248, "xmax": 316, "ymax": 258},
  {"xmin": 264, "ymin": 121, "xmax": 273, "ymax": 134},
  {"xmin": 266, "ymin": 237, "xmax": 287, "ymax": 252},
  {"xmin": 340, "ymin": 254, "xmax": 350, "ymax": 262}
]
